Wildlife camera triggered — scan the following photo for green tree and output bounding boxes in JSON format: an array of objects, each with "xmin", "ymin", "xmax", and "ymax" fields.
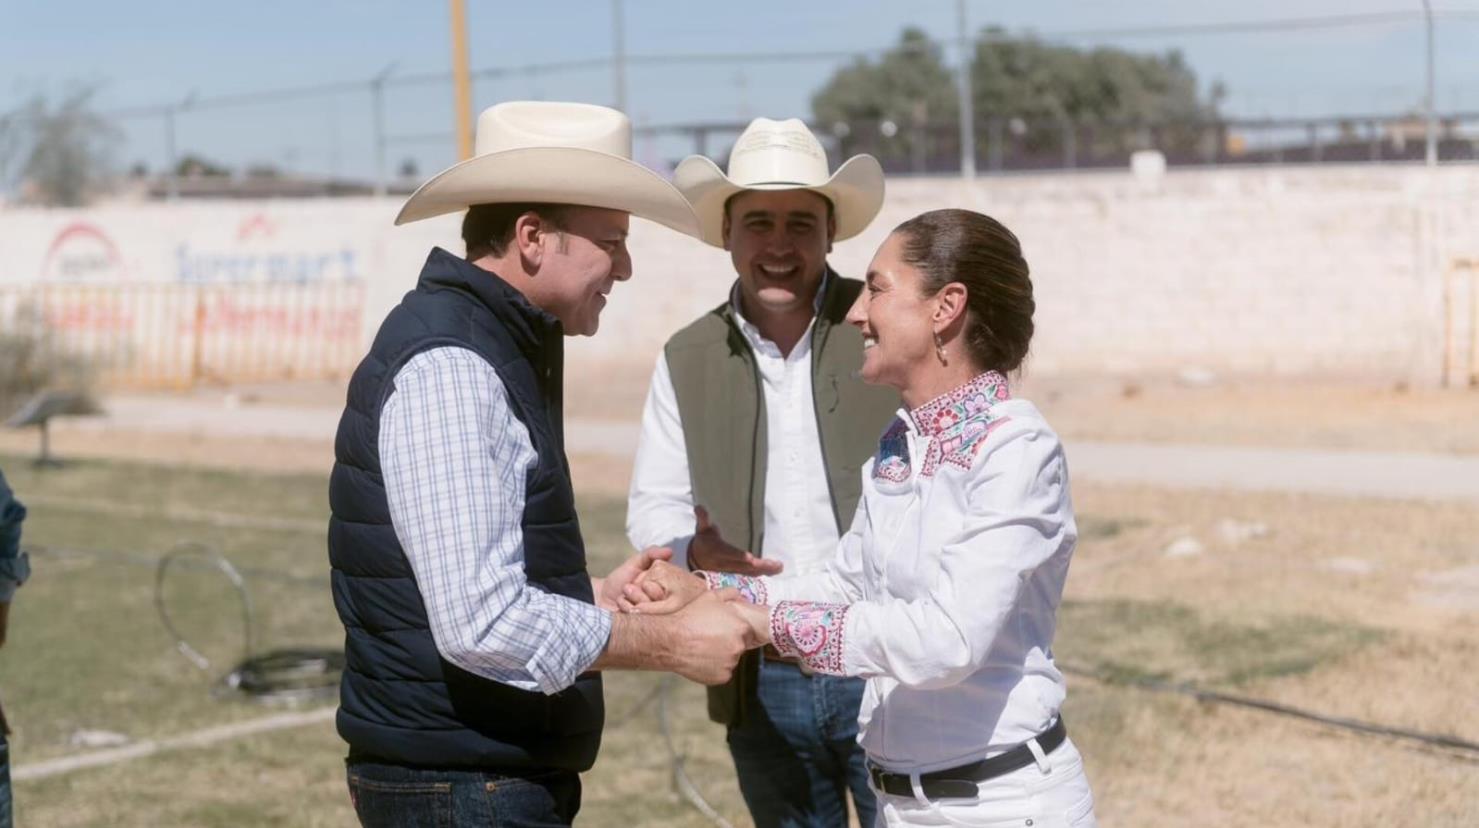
[
  {"xmin": 811, "ymin": 27, "xmax": 1221, "ymax": 166},
  {"xmin": 176, "ymin": 154, "xmax": 231, "ymax": 177},
  {"xmin": 811, "ymin": 28, "xmax": 959, "ymax": 167},
  {"xmin": 972, "ymin": 28, "xmax": 1216, "ymax": 155}
]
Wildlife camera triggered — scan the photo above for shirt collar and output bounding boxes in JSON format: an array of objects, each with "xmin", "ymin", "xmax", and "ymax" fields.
[
  {"xmin": 727, "ymin": 268, "xmax": 831, "ymax": 351},
  {"xmin": 416, "ymin": 247, "xmax": 562, "ymax": 355},
  {"xmin": 908, "ymin": 371, "xmax": 1012, "ymax": 437}
]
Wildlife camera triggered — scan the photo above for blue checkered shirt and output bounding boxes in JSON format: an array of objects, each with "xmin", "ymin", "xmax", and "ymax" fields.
[{"xmin": 379, "ymin": 346, "xmax": 612, "ymax": 695}]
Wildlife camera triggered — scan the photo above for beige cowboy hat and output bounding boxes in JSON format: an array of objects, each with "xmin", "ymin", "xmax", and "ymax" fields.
[
  {"xmin": 673, "ymin": 117, "xmax": 885, "ymax": 248},
  {"xmin": 395, "ymin": 101, "xmax": 699, "ymax": 236}
]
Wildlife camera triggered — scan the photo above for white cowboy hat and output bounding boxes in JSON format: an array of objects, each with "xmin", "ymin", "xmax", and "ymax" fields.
[
  {"xmin": 395, "ymin": 101, "xmax": 698, "ymax": 236},
  {"xmin": 673, "ymin": 117, "xmax": 885, "ymax": 248}
]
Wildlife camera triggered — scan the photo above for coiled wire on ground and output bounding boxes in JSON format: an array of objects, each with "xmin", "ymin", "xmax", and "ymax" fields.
[
  {"xmin": 151, "ymin": 543, "xmax": 732, "ymax": 822},
  {"xmin": 153, "ymin": 541, "xmax": 342, "ymax": 705}
]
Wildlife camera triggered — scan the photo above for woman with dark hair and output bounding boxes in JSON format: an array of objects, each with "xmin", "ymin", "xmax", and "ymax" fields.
[{"xmin": 630, "ymin": 208, "xmax": 1095, "ymax": 827}]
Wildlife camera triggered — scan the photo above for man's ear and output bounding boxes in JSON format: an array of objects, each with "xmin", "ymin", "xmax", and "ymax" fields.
[
  {"xmin": 825, "ymin": 209, "xmax": 837, "ymax": 254},
  {"xmin": 514, "ymin": 211, "xmax": 546, "ymax": 271},
  {"xmin": 721, "ymin": 211, "xmax": 733, "ymax": 251},
  {"xmin": 934, "ymin": 283, "xmax": 969, "ymax": 332}
]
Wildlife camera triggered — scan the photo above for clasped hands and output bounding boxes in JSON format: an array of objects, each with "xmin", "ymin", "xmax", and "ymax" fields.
[
  {"xmin": 596, "ymin": 506, "xmax": 777, "ymax": 657},
  {"xmin": 627, "ymin": 559, "xmax": 772, "ymax": 644}
]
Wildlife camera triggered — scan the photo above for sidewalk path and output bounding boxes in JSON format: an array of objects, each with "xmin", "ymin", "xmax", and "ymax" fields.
[
  {"xmin": 48, "ymin": 395, "xmax": 1479, "ymax": 501},
  {"xmin": 555, "ymin": 420, "xmax": 1479, "ymax": 502},
  {"xmin": 1064, "ymin": 441, "xmax": 1479, "ymax": 501}
]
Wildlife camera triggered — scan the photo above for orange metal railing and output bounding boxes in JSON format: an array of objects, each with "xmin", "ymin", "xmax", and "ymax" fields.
[
  {"xmin": 0, "ymin": 281, "xmax": 366, "ymax": 389},
  {"xmin": 1444, "ymin": 258, "xmax": 1479, "ymax": 389}
]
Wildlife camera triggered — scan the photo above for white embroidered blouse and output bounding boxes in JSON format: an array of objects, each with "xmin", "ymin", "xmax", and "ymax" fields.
[{"xmin": 705, "ymin": 371, "xmax": 1078, "ymax": 773}]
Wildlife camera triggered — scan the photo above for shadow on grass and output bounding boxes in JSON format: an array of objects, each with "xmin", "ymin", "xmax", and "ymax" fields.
[{"xmin": 1058, "ymin": 597, "xmax": 1385, "ymax": 687}]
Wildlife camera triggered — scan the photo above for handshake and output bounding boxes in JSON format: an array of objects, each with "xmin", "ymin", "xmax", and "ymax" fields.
[{"xmin": 597, "ymin": 538, "xmax": 780, "ymax": 686}]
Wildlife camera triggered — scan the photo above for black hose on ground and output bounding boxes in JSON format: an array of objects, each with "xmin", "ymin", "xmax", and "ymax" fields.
[{"xmin": 1060, "ymin": 662, "xmax": 1479, "ymax": 759}]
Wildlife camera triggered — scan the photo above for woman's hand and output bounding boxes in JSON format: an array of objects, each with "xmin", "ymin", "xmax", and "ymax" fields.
[
  {"xmin": 725, "ymin": 598, "xmax": 772, "ymax": 648},
  {"xmin": 619, "ymin": 560, "xmax": 707, "ymax": 614},
  {"xmin": 594, "ymin": 546, "xmax": 672, "ymax": 612}
]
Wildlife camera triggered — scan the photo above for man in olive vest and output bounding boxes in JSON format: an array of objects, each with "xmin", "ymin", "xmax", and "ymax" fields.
[{"xmin": 626, "ymin": 118, "xmax": 898, "ymax": 828}]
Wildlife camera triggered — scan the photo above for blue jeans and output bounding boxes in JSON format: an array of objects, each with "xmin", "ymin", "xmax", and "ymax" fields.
[
  {"xmin": 346, "ymin": 760, "xmax": 580, "ymax": 827},
  {"xmin": 727, "ymin": 659, "xmax": 876, "ymax": 828}
]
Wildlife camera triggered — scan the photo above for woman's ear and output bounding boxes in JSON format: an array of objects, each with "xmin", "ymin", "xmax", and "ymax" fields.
[{"xmin": 933, "ymin": 282, "xmax": 969, "ymax": 333}]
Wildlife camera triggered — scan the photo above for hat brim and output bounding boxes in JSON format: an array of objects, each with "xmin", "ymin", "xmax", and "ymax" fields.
[
  {"xmin": 673, "ymin": 153, "xmax": 885, "ymax": 248},
  {"xmin": 395, "ymin": 147, "xmax": 699, "ymax": 237}
]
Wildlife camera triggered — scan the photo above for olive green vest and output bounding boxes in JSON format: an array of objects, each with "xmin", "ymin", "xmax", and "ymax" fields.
[{"xmin": 664, "ymin": 271, "xmax": 899, "ymax": 726}]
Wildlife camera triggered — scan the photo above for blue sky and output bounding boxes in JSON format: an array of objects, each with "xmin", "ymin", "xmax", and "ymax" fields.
[{"xmin": 4, "ymin": 0, "xmax": 1477, "ymax": 182}]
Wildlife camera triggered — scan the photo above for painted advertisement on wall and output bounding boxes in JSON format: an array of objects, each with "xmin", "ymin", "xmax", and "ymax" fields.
[{"xmin": 0, "ymin": 201, "xmax": 383, "ymax": 387}]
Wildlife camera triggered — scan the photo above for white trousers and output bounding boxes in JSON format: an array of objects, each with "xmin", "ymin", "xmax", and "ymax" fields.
[{"xmin": 871, "ymin": 738, "xmax": 1097, "ymax": 828}]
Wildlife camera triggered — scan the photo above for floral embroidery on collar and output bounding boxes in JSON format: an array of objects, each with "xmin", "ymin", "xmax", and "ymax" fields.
[
  {"xmin": 910, "ymin": 371, "xmax": 1013, "ymax": 477},
  {"xmin": 872, "ymin": 417, "xmax": 912, "ymax": 486}
]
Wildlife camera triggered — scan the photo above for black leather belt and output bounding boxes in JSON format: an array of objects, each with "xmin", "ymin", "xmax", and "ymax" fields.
[{"xmin": 868, "ymin": 718, "xmax": 1068, "ymax": 800}]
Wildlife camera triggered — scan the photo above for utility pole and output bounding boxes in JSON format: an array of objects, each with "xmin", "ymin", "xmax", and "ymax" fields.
[
  {"xmin": 956, "ymin": 0, "xmax": 976, "ymax": 179},
  {"xmin": 450, "ymin": 0, "xmax": 474, "ymax": 160},
  {"xmin": 164, "ymin": 105, "xmax": 178, "ymax": 201},
  {"xmin": 612, "ymin": 0, "xmax": 627, "ymax": 112},
  {"xmin": 1422, "ymin": 0, "xmax": 1437, "ymax": 167},
  {"xmin": 371, "ymin": 63, "xmax": 397, "ymax": 197},
  {"xmin": 164, "ymin": 92, "xmax": 195, "ymax": 202}
]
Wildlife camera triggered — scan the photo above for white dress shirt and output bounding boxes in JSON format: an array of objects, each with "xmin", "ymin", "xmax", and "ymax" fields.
[
  {"xmin": 379, "ymin": 346, "xmax": 612, "ymax": 696},
  {"xmin": 627, "ymin": 281, "xmax": 840, "ymax": 573},
  {"xmin": 755, "ymin": 372, "xmax": 1078, "ymax": 773}
]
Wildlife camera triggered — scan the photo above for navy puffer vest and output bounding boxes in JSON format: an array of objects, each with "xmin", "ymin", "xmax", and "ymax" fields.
[{"xmin": 328, "ymin": 247, "xmax": 603, "ymax": 770}]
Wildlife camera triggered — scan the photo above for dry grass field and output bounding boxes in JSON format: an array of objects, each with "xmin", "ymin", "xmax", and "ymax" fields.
[{"xmin": 1, "ymin": 380, "xmax": 1476, "ymax": 826}]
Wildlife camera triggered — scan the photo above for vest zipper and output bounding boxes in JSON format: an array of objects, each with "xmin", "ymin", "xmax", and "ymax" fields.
[
  {"xmin": 810, "ymin": 275, "xmax": 844, "ymax": 534},
  {"xmin": 747, "ymin": 344, "xmax": 765, "ymax": 555}
]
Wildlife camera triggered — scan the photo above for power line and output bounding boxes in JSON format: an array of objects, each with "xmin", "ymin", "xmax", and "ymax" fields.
[
  {"xmin": 95, "ymin": 9, "xmax": 1479, "ymax": 121},
  {"xmin": 1041, "ymin": 10, "xmax": 1426, "ymax": 40}
]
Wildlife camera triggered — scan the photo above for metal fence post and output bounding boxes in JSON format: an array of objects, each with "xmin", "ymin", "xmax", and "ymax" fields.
[
  {"xmin": 1063, "ymin": 119, "xmax": 1077, "ymax": 170},
  {"xmin": 988, "ymin": 118, "xmax": 1003, "ymax": 173},
  {"xmin": 191, "ymin": 289, "xmax": 207, "ymax": 389}
]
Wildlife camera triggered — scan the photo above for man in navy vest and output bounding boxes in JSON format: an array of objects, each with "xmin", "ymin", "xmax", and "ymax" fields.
[{"xmin": 328, "ymin": 101, "xmax": 759, "ymax": 827}]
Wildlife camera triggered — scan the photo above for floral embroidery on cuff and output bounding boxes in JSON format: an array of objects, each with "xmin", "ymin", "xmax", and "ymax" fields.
[
  {"xmin": 697, "ymin": 571, "xmax": 768, "ymax": 605},
  {"xmin": 769, "ymin": 601, "xmax": 850, "ymax": 675}
]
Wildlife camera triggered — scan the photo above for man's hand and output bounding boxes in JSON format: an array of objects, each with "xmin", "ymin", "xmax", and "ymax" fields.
[
  {"xmin": 665, "ymin": 591, "xmax": 762, "ymax": 685},
  {"xmin": 593, "ymin": 588, "xmax": 762, "ymax": 684},
  {"xmin": 689, "ymin": 506, "xmax": 784, "ymax": 576},
  {"xmin": 593, "ymin": 547, "xmax": 672, "ymax": 612},
  {"xmin": 620, "ymin": 560, "xmax": 706, "ymax": 614}
]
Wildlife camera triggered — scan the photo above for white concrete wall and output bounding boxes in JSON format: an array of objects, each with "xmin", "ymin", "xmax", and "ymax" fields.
[
  {"xmin": 2, "ymin": 164, "xmax": 1476, "ymax": 387},
  {"xmin": 583, "ymin": 165, "xmax": 1479, "ymax": 387}
]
